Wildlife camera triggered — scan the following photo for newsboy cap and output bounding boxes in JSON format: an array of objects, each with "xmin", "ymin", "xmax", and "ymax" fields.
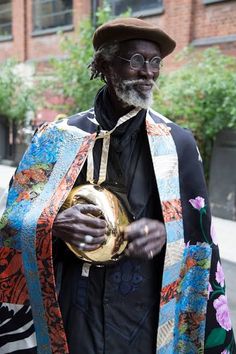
[{"xmin": 93, "ymin": 17, "xmax": 176, "ymax": 58}]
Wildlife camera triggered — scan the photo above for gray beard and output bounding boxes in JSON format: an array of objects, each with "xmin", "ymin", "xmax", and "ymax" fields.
[{"xmin": 111, "ymin": 78, "xmax": 154, "ymax": 109}]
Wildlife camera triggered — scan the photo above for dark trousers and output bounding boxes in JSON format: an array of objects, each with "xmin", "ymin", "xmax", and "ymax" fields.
[{"xmin": 57, "ymin": 254, "xmax": 163, "ymax": 354}]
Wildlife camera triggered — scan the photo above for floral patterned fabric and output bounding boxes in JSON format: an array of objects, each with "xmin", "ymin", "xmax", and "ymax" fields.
[
  {"xmin": 174, "ymin": 243, "xmax": 212, "ymax": 353},
  {"xmin": 0, "ymin": 117, "xmax": 96, "ymax": 354}
]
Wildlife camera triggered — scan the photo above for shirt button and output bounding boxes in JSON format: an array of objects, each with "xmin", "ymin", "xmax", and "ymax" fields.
[{"xmin": 103, "ymin": 297, "xmax": 110, "ymax": 305}]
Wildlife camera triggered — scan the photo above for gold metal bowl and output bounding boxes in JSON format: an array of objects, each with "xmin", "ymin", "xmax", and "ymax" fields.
[{"xmin": 61, "ymin": 184, "xmax": 130, "ymax": 264}]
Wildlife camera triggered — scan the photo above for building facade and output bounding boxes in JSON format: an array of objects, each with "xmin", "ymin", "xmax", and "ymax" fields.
[
  {"xmin": 0, "ymin": 0, "xmax": 236, "ymax": 66},
  {"xmin": 0, "ymin": 0, "xmax": 236, "ymax": 163}
]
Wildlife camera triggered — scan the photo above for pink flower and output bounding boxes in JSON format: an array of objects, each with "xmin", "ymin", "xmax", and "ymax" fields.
[
  {"xmin": 213, "ymin": 295, "xmax": 232, "ymax": 331},
  {"xmin": 221, "ymin": 350, "xmax": 230, "ymax": 354},
  {"xmin": 208, "ymin": 282, "xmax": 213, "ymax": 299},
  {"xmin": 185, "ymin": 241, "xmax": 190, "ymax": 248},
  {"xmin": 211, "ymin": 223, "xmax": 218, "ymax": 245},
  {"xmin": 215, "ymin": 261, "xmax": 225, "ymax": 287},
  {"xmin": 189, "ymin": 196, "xmax": 205, "ymax": 210}
]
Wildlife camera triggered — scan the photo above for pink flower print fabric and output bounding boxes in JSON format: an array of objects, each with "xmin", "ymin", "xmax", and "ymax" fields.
[
  {"xmin": 189, "ymin": 196, "xmax": 205, "ymax": 210},
  {"xmin": 213, "ymin": 295, "xmax": 232, "ymax": 331},
  {"xmin": 215, "ymin": 261, "xmax": 225, "ymax": 288}
]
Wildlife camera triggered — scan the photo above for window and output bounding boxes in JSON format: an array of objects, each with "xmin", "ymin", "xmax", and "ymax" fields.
[
  {"xmin": 108, "ymin": 0, "xmax": 163, "ymax": 16},
  {"xmin": 32, "ymin": 0, "xmax": 73, "ymax": 32},
  {"xmin": 0, "ymin": 0, "xmax": 12, "ymax": 39}
]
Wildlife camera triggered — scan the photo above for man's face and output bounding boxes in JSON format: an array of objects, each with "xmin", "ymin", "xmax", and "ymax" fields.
[{"xmin": 105, "ymin": 39, "xmax": 161, "ymax": 109}]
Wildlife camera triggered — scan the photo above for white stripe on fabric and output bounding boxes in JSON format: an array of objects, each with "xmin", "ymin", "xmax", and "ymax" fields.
[
  {"xmin": 164, "ymin": 239, "xmax": 185, "ymax": 268},
  {"xmin": 156, "ymin": 319, "xmax": 174, "ymax": 349},
  {"xmin": 1, "ymin": 332, "xmax": 37, "ymax": 352},
  {"xmin": 0, "ymin": 303, "xmax": 37, "ymax": 351},
  {"xmin": 152, "ymin": 155, "xmax": 178, "ymax": 180}
]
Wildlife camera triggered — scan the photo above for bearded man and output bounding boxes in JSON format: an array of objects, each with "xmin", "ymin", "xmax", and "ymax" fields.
[{"xmin": 0, "ymin": 18, "xmax": 235, "ymax": 354}]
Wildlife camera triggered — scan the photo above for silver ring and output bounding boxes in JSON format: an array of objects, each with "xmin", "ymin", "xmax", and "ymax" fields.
[
  {"xmin": 79, "ymin": 242, "xmax": 85, "ymax": 249},
  {"xmin": 84, "ymin": 235, "xmax": 93, "ymax": 243},
  {"xmin": 143, "ymin": 224, "xmax": 149, "ymax": 236},
  {"xmin": 149, "ymin": 250, "xmax": 153, "ymax": 259}
]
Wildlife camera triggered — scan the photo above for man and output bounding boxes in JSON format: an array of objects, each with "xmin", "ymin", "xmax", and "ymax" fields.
[{"xmin": 0, "ymin": 18, "xmax": 235, "ymax": 354}]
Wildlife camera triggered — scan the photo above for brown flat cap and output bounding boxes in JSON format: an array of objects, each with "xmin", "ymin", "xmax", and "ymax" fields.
[{"xmin": 93, "ymin": 17, "xmax": 176, "ymax": 58}]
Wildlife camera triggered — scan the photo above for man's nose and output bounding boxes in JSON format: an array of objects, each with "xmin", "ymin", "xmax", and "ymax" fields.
[{"xmin": 140, "ymin": 62, "xmax": 155, "ymax": 79}]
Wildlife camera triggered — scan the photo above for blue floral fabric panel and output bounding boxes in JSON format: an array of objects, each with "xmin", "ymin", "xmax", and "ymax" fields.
[
  {"xmin": 0, "ymin": 123, "xmax": 86, "ymax": 249},
  {"xmin": 174, "ymin": 244, "xmax": 212, "ymax": 353},
  {"xmin": 20, "ymin": 127, "xmax": 85, "ymax": 353}
]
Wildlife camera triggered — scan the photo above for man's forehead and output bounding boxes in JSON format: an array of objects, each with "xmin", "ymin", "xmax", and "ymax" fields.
[{"xmin": 119, "ymin": 39, "xmax": 161, "ymax": 56}]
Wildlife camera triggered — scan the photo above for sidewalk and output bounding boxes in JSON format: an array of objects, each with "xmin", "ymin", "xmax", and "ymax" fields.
[
  {"xmin": 213, "ymin": 216, "xmax": 236, "ymax": 263},
  {"xmin": 0, "ymin": 164, "xmax": 15, "ymax": 191},
  {"xmin": 0, "ymin": 164, "xmax": 15, "ymax": 216}
]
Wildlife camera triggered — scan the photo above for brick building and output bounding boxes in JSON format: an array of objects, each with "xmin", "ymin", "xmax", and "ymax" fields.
[
  {"xmin": 0, "ymin": 0, "xmax": 236, "ymax": 66},
  {"xmin": 0, "ymin": 0, "xmax": 235, "ymax": 163}
]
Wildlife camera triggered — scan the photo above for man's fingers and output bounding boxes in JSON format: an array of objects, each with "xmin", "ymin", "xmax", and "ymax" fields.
[
  {"xmin": 125, "ymin": 231, "xmax": 166, "ymax": 259},
  {"xmin": 125, "ymin": 241, "xmax": 157, "ymax": 259},
  {"xmin": 53, "ymin": 203, "xmax": 108, "ymax": 249},
  {"xmin": 58, "ymin": 204, "xmax": 107, "ymax": 229},
  {"xmin": 53, "ymin": 221, "xmax": 106, "ymax": 238},
  {"xmin": 80, "ymin": 225, "xmax": 106, "ymax": 237},
  {"xmin": 79, "ymin": 204, "xmax": 103, "ymax": 217},
  {"xmin": 124, "ymin": 221, "xmax": 164, "ymax": 241},
  {"xmin": 126, "ymin": 235, "xmax": 158, "ymax": 253},
  {"xmin": 73, "ymin": 204, "xmax": 107, "ymax": 228}
]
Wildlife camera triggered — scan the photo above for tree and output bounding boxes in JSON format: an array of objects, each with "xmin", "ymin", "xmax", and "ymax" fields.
[
  {"xmin": 41, "ymin": 2, "xmax": 130, "ymax": 114},
  {"xmin": 0, "ymin": 59, "xmax": 34, "ymax": 123},
  {"xmin": 153, "ymin": 47, "xmax": 236, "ymax": 178}
]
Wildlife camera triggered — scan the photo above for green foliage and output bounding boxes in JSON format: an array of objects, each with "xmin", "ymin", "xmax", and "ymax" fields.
[
  {"xmin": 0, "ymin": 59, "xmax": 34, "ymax": 122},
  {"xmin": 153, "ymin": 47, "xmax": 236, "ymax": 177},
  {"xmin": 43, "ymin": 2, "xmax": 130, "ymax": 114}
]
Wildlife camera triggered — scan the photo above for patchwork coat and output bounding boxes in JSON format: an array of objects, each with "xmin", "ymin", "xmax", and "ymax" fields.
[{"xmin": 0, "ymin": 108, "xmax": 235, "ymax": 354}]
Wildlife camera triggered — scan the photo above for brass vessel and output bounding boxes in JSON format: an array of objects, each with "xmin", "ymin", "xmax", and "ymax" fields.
[{"xmin": 61, "ymin": 184, "xmax": 130, "ymax": 264}]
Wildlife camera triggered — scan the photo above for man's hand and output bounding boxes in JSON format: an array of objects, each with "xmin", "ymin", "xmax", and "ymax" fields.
[
  {"xmin": 124, "ymin": 218, "xmax": 166, "ymax": 259},
  {"xmin": 52, "ymin": 204, "xmax": 107, "ymax": 251}
]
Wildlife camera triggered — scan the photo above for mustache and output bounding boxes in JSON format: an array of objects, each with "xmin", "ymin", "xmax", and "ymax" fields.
[
  {"xmin": 121, "ymin": 79, "xmax": 160, "ymax": 92},
  {"xmin": 122, "ymin": 79, "xmax": 153, "ymax": 85}
]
